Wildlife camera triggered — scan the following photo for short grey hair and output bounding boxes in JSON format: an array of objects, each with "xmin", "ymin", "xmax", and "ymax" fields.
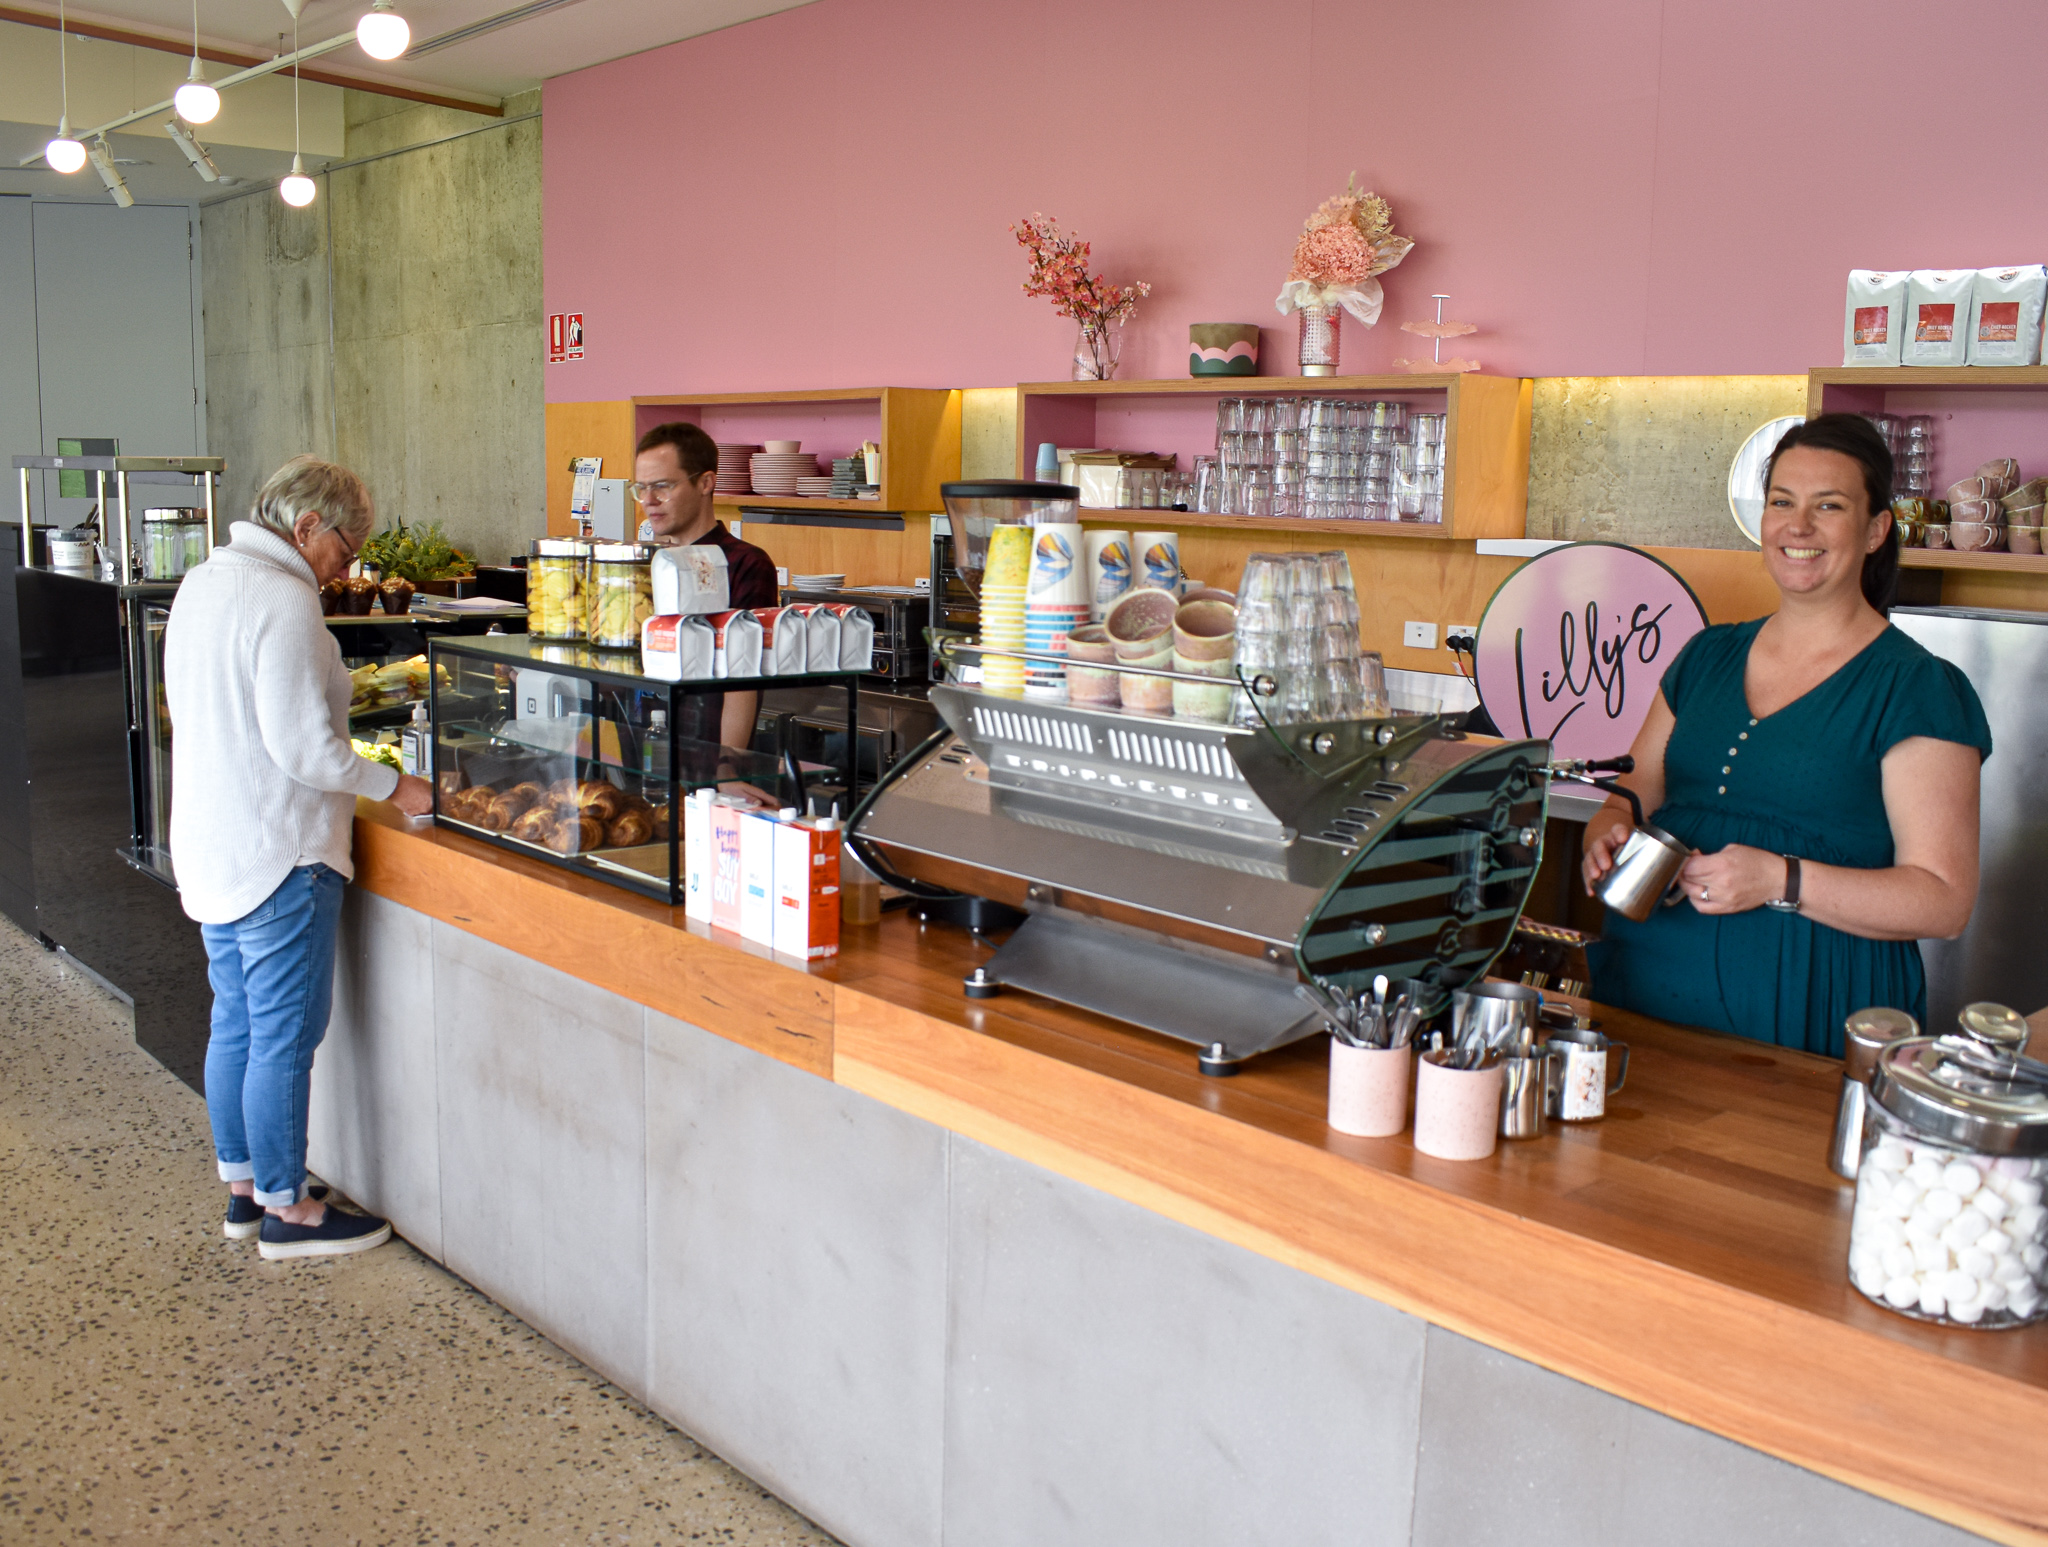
[{"xmin": 249, "ymin": 455, "xmax": 374, "ymax": 543}]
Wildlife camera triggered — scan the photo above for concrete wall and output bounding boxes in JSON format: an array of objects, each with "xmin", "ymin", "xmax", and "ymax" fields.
[{"xmin": 201, "ymin": 90, "xmax": 543, "ymax": 565}]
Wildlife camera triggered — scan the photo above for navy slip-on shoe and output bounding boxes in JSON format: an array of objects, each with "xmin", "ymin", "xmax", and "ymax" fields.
[
  {"xmin": 258, "ymin": 1204, "xmax": 392, "ymax": 1261},
  {"xmin": 223, "ymin": 1184, "xmax": 329, "ymax": 1241}
]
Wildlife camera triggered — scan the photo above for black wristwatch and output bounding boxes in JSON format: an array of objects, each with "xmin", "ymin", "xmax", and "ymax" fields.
[{"xmin": 1765, "ymin": 854, "xmax": 1802, "ymax": 913}]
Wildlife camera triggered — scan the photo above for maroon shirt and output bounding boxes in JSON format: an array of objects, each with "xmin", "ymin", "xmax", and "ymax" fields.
[{"xmin": 674, "ymin": 521, "xmax": 777, "ymax": 753}]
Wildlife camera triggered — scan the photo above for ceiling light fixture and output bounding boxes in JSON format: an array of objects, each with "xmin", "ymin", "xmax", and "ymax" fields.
[
  {"xmin": 164, "ymin": 118, "xmax": 221, "ymax": 182},
  {"xmin": 356, "ymin": 0, "xmax": 410, "ymax": 60},
  {"xmin": 44, "ymin": 0, "xmax": 86, "ymax": 173},
  {"xmin": 278, "ymin": 6, "xmax": 316, "ymax": 207},
  {"xmin": 87, "ymin": 138, "xmax": 135, "ymax": 207},
  {"xmin": 174, "ymin": 0, "xmax": 220, "ymax": 123}
]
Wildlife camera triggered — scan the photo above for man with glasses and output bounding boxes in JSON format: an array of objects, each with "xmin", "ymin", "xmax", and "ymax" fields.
[{"xmin": 632, "ymin": 422, "xmax": 778, "ymax": 758}]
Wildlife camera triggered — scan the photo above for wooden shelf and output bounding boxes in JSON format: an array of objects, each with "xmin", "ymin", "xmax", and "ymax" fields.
[
  {"xmin": 1900, "ymin": 548, "xmax": 2048, "ymax": 571},
  {"xmin": 629, "ymin": 386, "xmax": 962, "ymax": 514},
  {"xmin": 1017, "ymin": 372, "xmax": 1483, "ymax": 397},
  {"xmin": 1014, "ymin": 372, "xmax": 1532, "ymax": 545},
  {"xmin": 1071, "ymin": 509, "xmax": 1456, "ymax": 539},
  {"xmin": 1808, "ymin": 365, "xmax": 2048, "ymax": 401},
  {"xmin": 714, "ymin": 495, "xmax": 895, "ymax": 515}
]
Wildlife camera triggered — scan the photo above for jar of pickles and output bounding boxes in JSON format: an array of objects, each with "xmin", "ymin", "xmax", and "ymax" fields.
[
  {"xmin": 142, "ymin": 509, "xmax": 209, "ymax": 579},
  {"xmin": 1848, "ymin": 1015, "xmax": 2048, "ymax": 1329},
  {"xmin": 588, "ymin": 542, "xmax": 656, "ymax": 649},
  {"xmin": 528, "ymin": 537, "xmax": 592, "ymax": 639}
]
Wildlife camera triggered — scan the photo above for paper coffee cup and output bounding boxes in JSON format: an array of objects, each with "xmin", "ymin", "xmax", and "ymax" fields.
[
  {"xmin": 1084, "ymin": 530, "xmax": 1133, "ymax": 620},
  {"xmin": 1134, "ymin": 530, "xmax": 1181, "ymax": 595}
]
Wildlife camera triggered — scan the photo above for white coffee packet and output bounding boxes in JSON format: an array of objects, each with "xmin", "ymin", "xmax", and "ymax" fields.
[
  {"xmin": 640, "ymin": 614, "xmax": 716, "ymax": 681},
  {"xmin": 794, "ymin": 602, "xmax": 841, "ymax": 671},
  {"xmin": 754, "ymin": 606, "xmax": 809, "ymax": 676},
  {"xmin": 651, "ymin": 545, "xmax": 731, "ymax": 615},
  {"xmin": 827, "ymin": 603, "xmax": 876, "ymax": 670},
  {"xmin": 1966, "ymin": 266, "xmax": 2048, "ymax": 366},
  {"xmin": 704, "ymin": 609, "xmax": 764, "ymax": 678},
  {"xmin": 1843, "ymin": 270, "xmax": 1908, "ymax": 365},
  {"xmin": 1903, "ymin": 270, "xmax": 1975, "ymax": 366}
]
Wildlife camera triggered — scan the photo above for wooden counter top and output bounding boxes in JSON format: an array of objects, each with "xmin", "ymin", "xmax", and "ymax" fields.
[{"xmin": 352, "ymin": 802, "xmax": 2048, "ymax": 1545}]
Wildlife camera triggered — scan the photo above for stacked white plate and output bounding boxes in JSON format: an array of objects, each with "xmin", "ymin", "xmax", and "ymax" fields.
[
  {"xmin": 715, "ymin": 443, "xmax": 759, "ymax": 494},
  {"xmin": 749, "ymin": 450, "xmax": 822, "ymax": 495},
  {"xmin": 791, "ymin": 573, "xmax": 846, "ymax": 591},
  {"xmin": 794, "ymin": 475, "xmax": 837, "ymax": 498}
]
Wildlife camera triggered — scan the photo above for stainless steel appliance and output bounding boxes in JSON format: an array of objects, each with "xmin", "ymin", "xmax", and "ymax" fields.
[
  {"xmin": 850, "ymin": 673, "xmax": 1551, "ymax": 1074},
  {"xmin": 1890, "ymin": 607, "xmax": 2048, "ymax": 1029}
]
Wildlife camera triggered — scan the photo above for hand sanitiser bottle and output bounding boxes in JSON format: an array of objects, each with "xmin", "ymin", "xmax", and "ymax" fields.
[{"xmin": 400, "ymin": 701, "xmax": 430, "ymax": 777}]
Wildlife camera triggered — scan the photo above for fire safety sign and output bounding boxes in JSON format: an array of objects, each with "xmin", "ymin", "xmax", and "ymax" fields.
[{"xmin": 548, "ymin": 313, "xmax": 585, "ymax": 362}]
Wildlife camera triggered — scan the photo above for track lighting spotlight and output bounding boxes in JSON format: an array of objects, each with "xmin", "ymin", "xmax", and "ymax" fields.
[
  {"xmin": 87, "ymin": 138, "xmax": 135, "ymax": 207},
  {"xmin": 164, "ymin": 118, "xmax": 221, "ymax": 182}
]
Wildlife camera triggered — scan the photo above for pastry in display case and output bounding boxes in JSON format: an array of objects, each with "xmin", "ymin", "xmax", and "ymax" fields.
[{"xmin": 426, "ymin": 632, "xmax": 860, "ymax": 902}]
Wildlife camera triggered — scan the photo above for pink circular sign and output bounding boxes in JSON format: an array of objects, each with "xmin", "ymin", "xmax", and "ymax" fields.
[{"xmin": 1474, "ymin": 543, "xmax": 1708, "ymax": 761}]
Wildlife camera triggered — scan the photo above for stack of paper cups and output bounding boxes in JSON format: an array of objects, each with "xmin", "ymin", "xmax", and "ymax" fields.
[
  {"xmin": 1084, "ymin": 529, "xmax": 1133, "ymax": 621},
  {"xmin": 1135, "ymin": 530, "xmax": 1182, "ymax": 596},
  {"xmin": 1024, "ymin": 522, "xmax": 1089, "ymax": 700},
  {"xmin": 980, "ymin": 525, "xmax": 1033, "ymax": 697}
]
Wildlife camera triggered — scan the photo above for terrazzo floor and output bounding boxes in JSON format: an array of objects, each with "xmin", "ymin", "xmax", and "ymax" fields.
[{"xmin": 0, "ymin": 917, "xmax": 840, "ymax": 1546}]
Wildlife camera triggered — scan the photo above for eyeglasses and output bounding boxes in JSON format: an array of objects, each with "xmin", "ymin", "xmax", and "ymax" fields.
[{"xmin": 628, "ymin": 479, "xmax": 681, "ymax": 500}]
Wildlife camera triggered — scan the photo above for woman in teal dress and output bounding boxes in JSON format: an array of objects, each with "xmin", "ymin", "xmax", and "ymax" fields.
[{"xmin": 1583, "ymin": 415, "xmax": 1990, "ymax": 1058}]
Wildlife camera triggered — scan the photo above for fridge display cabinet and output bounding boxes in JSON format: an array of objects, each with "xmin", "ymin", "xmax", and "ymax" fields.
[{"xmin": 427, "ymin": 632, "xmax": 861, "ymax": 903}]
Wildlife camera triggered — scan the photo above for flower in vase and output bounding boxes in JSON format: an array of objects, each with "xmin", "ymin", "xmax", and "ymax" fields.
[
  {"xmin": 1013, "ymin": 213, "xmax": 1151, "ymax": 333},
  {"xmin": 1275, "ymin": 174, "xmax": 1413, "ymax": 328}
]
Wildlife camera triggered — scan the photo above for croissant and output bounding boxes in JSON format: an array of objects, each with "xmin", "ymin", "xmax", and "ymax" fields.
[
  {"xmin": 574, "ymin": 780, "xmax": 626, "ymax": 820},
  {"xmin": 651, "ymin": 803, "xmax": 671, "ymax": 841},
  {"xmin": 509, "ymin": 806, "xmax": 557, "ymax": 843},
  {"xmin": 504, "ymin": 781, "xmax": 544, "ymax": 811},
  {"xmin": 606, "ymin": 809, "xmax": 654, "ymax": 847},
  {"xmin": 481, "ymin": 794, "xmax": 530, "ymax": 831},
  {"xmin": 545, "ymin": 777, "xmax": 579, "ymax": 806},
  {"xmin": 546, "ymin": 813, "xmax": 605, "ymax": 854},
  {"xmin": 447, "ymin": 786, "xmax": 494, "ymax": 823}
]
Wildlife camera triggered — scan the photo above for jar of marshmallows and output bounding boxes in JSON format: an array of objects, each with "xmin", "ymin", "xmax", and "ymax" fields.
[{"xmin": 1848, "ymin": 1008, "xmax": 2048, "ymax": 1329}]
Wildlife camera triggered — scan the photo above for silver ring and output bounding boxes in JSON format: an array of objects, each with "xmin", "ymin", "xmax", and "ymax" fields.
[{"xmin": 1700, "ymin": 885, "xmax": 1712, "ymax": 902}]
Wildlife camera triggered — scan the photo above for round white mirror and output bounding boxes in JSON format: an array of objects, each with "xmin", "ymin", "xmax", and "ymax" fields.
[{"xmin": 1727, "ymin": 415, "xmax": 1805, "ymax": 546}]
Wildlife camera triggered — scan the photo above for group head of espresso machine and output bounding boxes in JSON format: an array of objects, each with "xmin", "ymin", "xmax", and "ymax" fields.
[{"xmin": 847, "ymin": 637, "xmax": 1607, "ymax": 1074}]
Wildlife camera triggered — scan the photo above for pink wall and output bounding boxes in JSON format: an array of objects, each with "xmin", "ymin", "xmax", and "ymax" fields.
[{"xmin": 542, "ymin": 0, "xmax": 2048, "ymax": 402}]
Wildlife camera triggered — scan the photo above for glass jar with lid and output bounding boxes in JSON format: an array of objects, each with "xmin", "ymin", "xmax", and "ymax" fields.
[
  {"xmin": 588, "ymin": 542, "xmax": 656, "ymax": 649},
  {"xmin": 142, "ymin": 509, "xmax": 199, "ymax": 580},
  {"xmin": 1848, "ymin": 1005, "xmax": 2048, "ymax": 1328},
  {"xmin": 528, "ymin": 537, "xmax": 591, "ymax": 640}
]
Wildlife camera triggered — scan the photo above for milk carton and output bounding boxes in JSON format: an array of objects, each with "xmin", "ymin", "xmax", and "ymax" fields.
[
  {"xmin": 709, "ymin": 797, "xmax": 747, "ymax": 933},
  {"xmin": 682, "ymin": 788, "xmax": 714, "ymax": 922},
  {"xmin": 773, "ymin": 816, "xmax": 843, "ymax": 960},
  {"xmin": 738, "ymin": 807, "xmax": 786, "ymax": 945}
]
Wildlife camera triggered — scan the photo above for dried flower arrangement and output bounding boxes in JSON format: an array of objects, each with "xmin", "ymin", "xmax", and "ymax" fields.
[
  {"xmin": 1275, "ymin": 175, "xmax": 1413, "ymax": 328},
  {"xmin": 1013, "ymin": 213, "xmax": 1152, "ymax": 380}
]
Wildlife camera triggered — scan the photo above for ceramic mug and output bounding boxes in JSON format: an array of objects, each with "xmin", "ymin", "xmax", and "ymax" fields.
[
  {"xmin": 1066, "ymin": 624, "xmax": 1121, "ymax": 706},
  {"xmin": 1328, "ymin": 1042, "xmax": 1411, "ymax": 1137},
  {"xmin": 1413, "ymin": 1049, "xmax": 1504, "ymax": 1161}
]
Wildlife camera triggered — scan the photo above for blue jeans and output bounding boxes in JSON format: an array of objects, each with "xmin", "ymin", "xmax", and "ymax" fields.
[{"xmin": 201, "ymin": 864, "xmax": 346, "ymax": 1207}]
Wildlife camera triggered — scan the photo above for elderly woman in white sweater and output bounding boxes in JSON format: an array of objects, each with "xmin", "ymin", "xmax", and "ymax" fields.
[{"xmin": 165, "ymin": 456, "xmax": 433, "ymax": 1260}]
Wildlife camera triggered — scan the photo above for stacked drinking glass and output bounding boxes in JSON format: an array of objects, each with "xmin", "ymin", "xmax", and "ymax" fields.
[
  {"xmin": 1233, "ymin": 551, "xmax": 1392, "ymax": 725},
  {"xmin": 1203, "ymin": 399, "xmax": 1447, "ymax": 522}
]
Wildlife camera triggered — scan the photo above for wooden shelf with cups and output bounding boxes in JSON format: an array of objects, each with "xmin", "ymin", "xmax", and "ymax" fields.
[
  {"xmin": 1807, "ymin": 367, "xmax": 2048, "ymax": 582},
  {"xmin": 628, "ymin": 387, "xmax": 961, "ymax": 587},
  {"xmin": 1011, "ymin": 373, "xmax": 1532, "ymax": 543}
]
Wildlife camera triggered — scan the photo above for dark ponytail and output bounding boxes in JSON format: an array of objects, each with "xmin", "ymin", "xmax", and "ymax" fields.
[{"xmin": 1762, "ymin": 412, "xmax": 1899, "ymax": 615}]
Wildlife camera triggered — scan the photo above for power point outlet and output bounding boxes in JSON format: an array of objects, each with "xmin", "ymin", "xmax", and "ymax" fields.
[
  {"xmin": 1403, "ymin": 620, "xmax": 1438, "ymax": 650},
  {"xmin": 1445, "ymin": 624, "xmax": 1478, "ymax": 655}
]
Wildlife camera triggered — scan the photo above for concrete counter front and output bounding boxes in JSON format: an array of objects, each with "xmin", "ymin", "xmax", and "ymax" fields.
[{"xmin": 314, "ymin": 803, "xmax": 2046, "ymax": 1547}]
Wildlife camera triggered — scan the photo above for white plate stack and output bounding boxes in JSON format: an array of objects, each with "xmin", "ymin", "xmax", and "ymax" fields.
[
  {"xmin": 791, "ymin": 573, "xmax": 846, "ymax": 591},
  {"xmin": 749, "ymin": 449, "xmax": 822, "ymax": 495},
  {"xmin": 794, "ymin": 475, "xmax": 837, "ymax": 498},
  {"xmin": 715, "ymin": 443, "xmax": 759, "ymax": 495}
]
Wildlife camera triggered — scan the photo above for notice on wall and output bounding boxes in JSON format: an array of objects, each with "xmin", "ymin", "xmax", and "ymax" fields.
[
  {"xmin": 547, "ymin": 312, "xmax": 586, "ymax": 363},
  {"xmin": 568, "ymin": 456, "xmax": 601, "ymax": 523},
  {"xmin": 1472, "ymin": 542, "xmax": 1708, "ymax": 761}
]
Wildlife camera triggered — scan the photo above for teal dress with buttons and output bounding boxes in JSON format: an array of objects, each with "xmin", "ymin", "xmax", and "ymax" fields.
[{"xmin": 1586, "ymin": 619, "xmax": 1990, "ymax": 1058}]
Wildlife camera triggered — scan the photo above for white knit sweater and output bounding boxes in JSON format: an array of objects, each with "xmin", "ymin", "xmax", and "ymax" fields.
[{"xmin": 164, "ymin": 522, "xmax": 400, "ymax": 924}]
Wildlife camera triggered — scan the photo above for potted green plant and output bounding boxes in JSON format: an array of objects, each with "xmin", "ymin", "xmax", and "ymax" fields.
[{"xmin": 359, "ymin": 519, "xmax": 476, "ymax": 597}]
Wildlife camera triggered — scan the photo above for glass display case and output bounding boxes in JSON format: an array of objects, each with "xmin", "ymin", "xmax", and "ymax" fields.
[{"xmin": 427, "ymin": 633, "xmax": 860, "ymax": 902}]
